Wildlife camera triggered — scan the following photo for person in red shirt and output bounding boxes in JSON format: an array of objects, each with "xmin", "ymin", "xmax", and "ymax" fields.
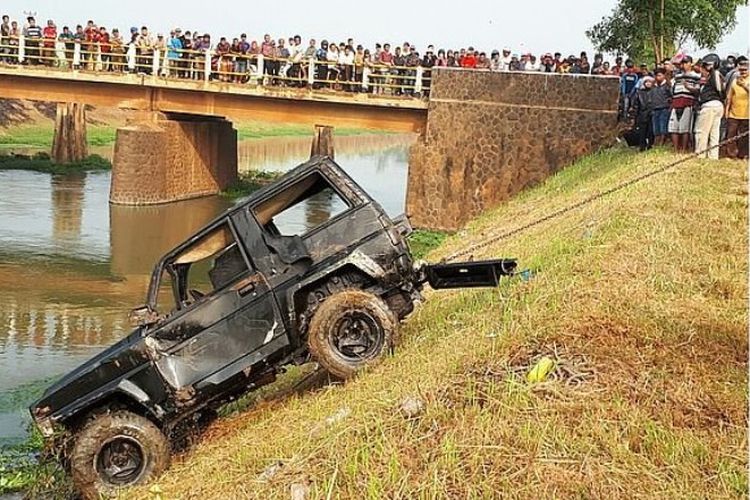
[
  {"xmin": 461, "ymin": 47, "xmax": 477, "ymax": 69},
  {"xmin": 83, "ymin": 19, "xmax": 97, "ymax": 69},
  {"xmin": 378, "ymin": 43, "xmax": 394, "ymax": 94},
  {"xmin": 42, "ymin": 20, "xmax": 56, "ymax": 66},
  {"xmin": 97, "ymin": 26, "xmax": 111, "ymax": 70}
]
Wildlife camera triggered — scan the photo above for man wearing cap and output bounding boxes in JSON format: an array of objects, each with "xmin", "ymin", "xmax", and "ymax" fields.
[
  {"xmin": 669, "ymin": 55, "xmax": 700, "ymax": 151},
  {"xmin": 694, "ymin": 56, "xmax": 725, "ymax": 158}
]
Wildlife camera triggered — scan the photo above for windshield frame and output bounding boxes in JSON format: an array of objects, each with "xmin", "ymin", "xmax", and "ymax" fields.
[{"xmin": 144, "ymin": 216, "xmax": 239, "ymax": 313}]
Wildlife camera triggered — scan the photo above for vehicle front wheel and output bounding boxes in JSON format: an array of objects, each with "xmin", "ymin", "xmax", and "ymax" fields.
[
  {"xmin": 70, "ymin": 410, "xmax": 170, "ymax": 499},
  {"xmin": 307, "ymin": 289, "xmax": 397, "ymax": 379}
]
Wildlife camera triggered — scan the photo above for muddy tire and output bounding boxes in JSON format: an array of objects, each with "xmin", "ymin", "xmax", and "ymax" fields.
[
  {"xmin": 70, "ymin": 410, "xmax": 170, "ymax": 499},
  {"xmin": 307, "ymin": 290, "xmax": 397, "ymax": 379}
]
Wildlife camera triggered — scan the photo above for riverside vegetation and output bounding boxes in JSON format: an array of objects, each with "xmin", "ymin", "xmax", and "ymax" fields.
[
  {"xmin": 2, "ymin": 146, "xmax": 747, "ymax": 498},
  {"xmin": 0, "ymin": 122, "xmax": 386, "ymax": 150}
]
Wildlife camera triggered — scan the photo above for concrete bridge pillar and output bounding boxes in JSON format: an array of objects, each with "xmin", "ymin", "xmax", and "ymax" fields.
[
  {"xmin": 51, "ymin": 102, "xmax": 87, "ymax": 164},
  {"xmin": 110, "ymin": 112, "xmax": 237, "ymax": 205}
]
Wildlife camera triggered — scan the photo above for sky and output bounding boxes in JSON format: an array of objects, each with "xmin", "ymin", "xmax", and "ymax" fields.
[{"xmin": 2, "ymin": 0, "xmax": 748, "ymax": 58}]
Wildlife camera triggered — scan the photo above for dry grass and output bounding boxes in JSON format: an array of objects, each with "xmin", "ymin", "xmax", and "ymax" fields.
[{"xmin": 132, "ymin": 147, "xmax": 748, "ymax": 499}]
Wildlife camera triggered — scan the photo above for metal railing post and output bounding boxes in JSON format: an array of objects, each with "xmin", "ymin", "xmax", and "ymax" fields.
[
  {"xmin": 55, "ymin": 39, "xmax": 65, "ymax": 67},
  {"xmin": 362, "ymin": 66, "xmax": 370, "ymax": 92},
  {"xmin": 257, "ymin": 53, "xmax": 264, "ymax": 85},
  {"xmin": 152, "ymin": 48, "xmax": 160, "ymax": 76},
  {"xmin": 308, "ymin": 58, "xmax": 315, "ymax": 86},
  {"xmin": 18, "ymin": 34, "xmax": 25, "ymax": 63},
  {"xmin": 96, "ymin": 43, "xmax": 103, "ymax": 71},
  {"xmin": 126, "ymin": 43, "xmax": 136, "ymax": 72},
  {"xmin": 73, "ymin": 41, "xmax": 81, "ymax": 68},
  {"xmin": 204, "ymin": 49, "xmax": 211, "ymax": 82}
]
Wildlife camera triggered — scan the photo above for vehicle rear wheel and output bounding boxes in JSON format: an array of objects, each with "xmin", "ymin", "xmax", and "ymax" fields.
[
  {"xmin": 307, "ymin": 290, "xmax": 397, "ymax": 379},
  {"xmin": 70, "ymin": 410, "xmax": 170, "ymax": 499}
]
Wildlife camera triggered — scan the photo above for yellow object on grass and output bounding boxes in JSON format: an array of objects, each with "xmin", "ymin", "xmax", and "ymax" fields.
[{"xmin": 527, "ymin": 356, "xmax": 555, "ymax": 383}]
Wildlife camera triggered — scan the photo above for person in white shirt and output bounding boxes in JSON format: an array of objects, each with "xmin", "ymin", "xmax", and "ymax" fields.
[
  {"xmin": 326, "ymin": 43, "xmax": 339, "ymax": 84},
  {"xmin": 527, "ymin": 54, "xmax": 541, "ymax": 71},
  {"xmin": 498, "ymin": 47, "xmax": 512, "ymax": 71},
  {"xmin": 339, "ymin": 45, "xmax": 355, "ymax": 90}
]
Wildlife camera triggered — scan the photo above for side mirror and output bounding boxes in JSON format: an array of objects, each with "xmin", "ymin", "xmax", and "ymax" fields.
[{"xmin": 129, "ymin": 305, "xmax": 159, "ymax": 327}]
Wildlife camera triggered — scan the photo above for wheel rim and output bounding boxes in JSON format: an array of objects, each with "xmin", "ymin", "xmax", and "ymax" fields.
[
  {"xmin": 96, "ymin": 435, "xmax": 146, "ymax": 486},
  {"xmin": 329, "ymin": 310, "xmax": 384, "ymax": 361}
]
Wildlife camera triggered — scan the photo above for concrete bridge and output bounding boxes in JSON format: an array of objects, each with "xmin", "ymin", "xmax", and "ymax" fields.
[{"xmin": 0, "ymin": 63, "xmax": 620, "ymax": 230}]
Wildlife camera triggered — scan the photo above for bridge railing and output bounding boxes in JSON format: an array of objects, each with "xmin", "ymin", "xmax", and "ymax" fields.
[{"xmin": 0, "ymin": 35, "xmax": 433, "ymax": 97}]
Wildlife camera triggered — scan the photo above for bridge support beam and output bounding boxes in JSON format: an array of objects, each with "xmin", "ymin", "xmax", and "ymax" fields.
[{"xmin": 110, "ymin": 112, "xmax": 237, "ymax": 205}]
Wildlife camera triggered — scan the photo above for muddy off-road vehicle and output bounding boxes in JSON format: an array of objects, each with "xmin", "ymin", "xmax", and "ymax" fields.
[{"xmin": 30, "ymin": 156, "xmax": 516, "ymax": 497}]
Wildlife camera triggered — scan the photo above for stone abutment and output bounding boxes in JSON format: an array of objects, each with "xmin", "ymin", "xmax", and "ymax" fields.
[{"xmin": 407, "ymin": 69, "xmax": 620, "ymax": 230}]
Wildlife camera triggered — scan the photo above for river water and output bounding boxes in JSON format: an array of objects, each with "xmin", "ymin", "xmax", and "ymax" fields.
[{"xmin": 0, "ymin": 133, "xmax": 415, "ymax": 443}]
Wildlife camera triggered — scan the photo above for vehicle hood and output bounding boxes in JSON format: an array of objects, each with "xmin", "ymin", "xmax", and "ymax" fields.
[{"xmin": 31, "ymin": 327, "xmax": 150, "ymax": 418}]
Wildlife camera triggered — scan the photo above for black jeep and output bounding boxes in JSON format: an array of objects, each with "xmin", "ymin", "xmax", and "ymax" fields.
[{"xmin": 30, "ymin": 156, "xmax": 516, "ymax": 497}]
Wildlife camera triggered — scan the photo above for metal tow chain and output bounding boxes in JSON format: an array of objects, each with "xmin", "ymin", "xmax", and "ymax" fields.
[{"xmin": 445, "ymin": 130, "xmax": 750, "ymax": 262}]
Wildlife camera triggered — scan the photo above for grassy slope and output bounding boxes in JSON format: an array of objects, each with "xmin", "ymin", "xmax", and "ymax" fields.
[{"xmin": 132, "ymin": 147, "xmax": 747, "ymax": 498}]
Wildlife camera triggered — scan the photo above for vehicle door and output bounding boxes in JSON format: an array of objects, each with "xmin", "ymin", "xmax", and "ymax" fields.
[{"xmin": 146, "ymin": 219, "xmax": 288, "ymax": 392}]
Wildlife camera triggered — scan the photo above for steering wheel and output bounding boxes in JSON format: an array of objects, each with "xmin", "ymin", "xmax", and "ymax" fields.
[{"xmin": 189, "ymin": 289, "xmax": 206, "ymax": 301}]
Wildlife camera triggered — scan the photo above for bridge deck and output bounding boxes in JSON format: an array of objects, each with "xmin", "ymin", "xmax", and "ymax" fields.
[{"xmin": 0, "ymin": 65, "xmax": 428, "ymax": 132}]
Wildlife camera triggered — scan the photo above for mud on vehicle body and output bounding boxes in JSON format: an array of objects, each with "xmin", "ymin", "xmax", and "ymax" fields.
[{"xmin": 30, "ymin": 156, "xmax": 517, "ymax": 497}]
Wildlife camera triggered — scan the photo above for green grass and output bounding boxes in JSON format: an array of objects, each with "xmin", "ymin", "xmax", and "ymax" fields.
[
  {"xmin": 0, "ymin": 122, "xmax": 383, "ymax": 150},
  {"xmin": 235, "ymin": 122, "xmax": 390, "ymax": 141},
  {"xmin": 0, "ymin": 124, "xmax": 116, "ymax": 148},
  {"xmin": 407, "ymin": 229, "xmax": 450, "ymax": 260},
  {"xmin": 133, "ymin": 147, "xmax": 747, "ymax": 499},
  {"xmin": 221, "ymin": 170, "xmax": 284, "ymax": 199},
  {"xmin": 0, "ymin": 152, "xmax": 111, "ymax": 174},
  {"xmin": 0, "ymin": 427, "xmax": 73, "ymax": 498}
]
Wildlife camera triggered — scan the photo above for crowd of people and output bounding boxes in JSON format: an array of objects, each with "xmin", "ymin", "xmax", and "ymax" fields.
[
  {"xmin": 621, "ymin": 53, "xmax": 748, "ymax": 160},
  {"xmin": 1, "ymin": 14, "xmax": 653, "ymax": 96},
  {"xmin": 1, "ymin": 13, "xmax": 747, "ymax": 158}
]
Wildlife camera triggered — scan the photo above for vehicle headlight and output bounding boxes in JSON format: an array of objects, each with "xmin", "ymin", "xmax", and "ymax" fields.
[{"xmin": 35, "ymin": 417, "xmax": 55, "ymax": 437}]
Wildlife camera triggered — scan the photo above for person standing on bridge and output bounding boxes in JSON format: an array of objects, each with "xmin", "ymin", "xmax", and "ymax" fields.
[
  {"xmin": 167, "ymin": 29, "xmax": 182, "ymax": 78},
  {"xmin": 58, "ymin": 26, "xmax": 74, "ymax": 67},
  {"xmin": 0, "ymin": 15, "xmax": 8, "ymax": 63},
  {"xmin": 136, "ymin": 26, "xmax": 153, "ymax": 74},
  {"xmin": 23, "ymin": 16, "xmax": 42, "ymax": 65},
  {"xmin": 82, "ymin": 20, "xmax": 97, "ymax": 70},
  {"xmin": 110, "ymin": 28, "xmax": 124, "ymax": 72},
  {"xmin": 98, "ymin": 26, "xmax": 111, "ymax": 71},
  {"xmin": 41, "ymin": 20, "xmax": 56, "ymax": 67},
  {"xmin": 261, "ymin": 34, "xmax": 274, "ymax": 83},
  {"xmin": 234, "ymin": 34, "xmax": 250, "ymax": 83}
]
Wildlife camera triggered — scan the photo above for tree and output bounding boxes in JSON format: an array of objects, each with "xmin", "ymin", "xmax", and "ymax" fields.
[{"xmin": 586, "ymin": 0, "xmax": 747, "ymax": 64}]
